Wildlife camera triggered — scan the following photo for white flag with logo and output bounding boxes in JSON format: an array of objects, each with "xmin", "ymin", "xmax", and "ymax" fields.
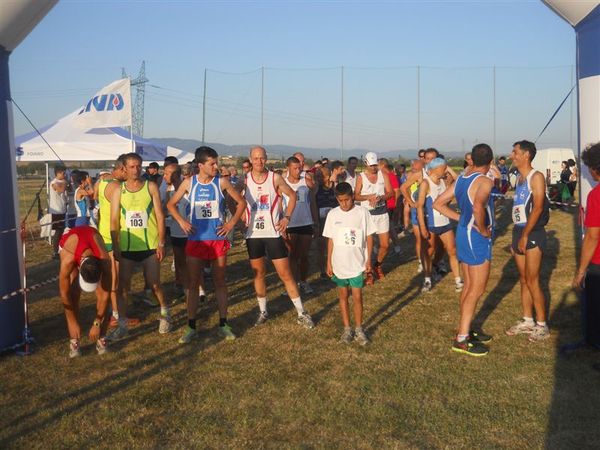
[{"xmin": 75, "ymin": 78, "xmax": 131, "ymax": 129}]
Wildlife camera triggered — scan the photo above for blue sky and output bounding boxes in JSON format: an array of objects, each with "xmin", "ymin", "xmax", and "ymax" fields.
[{"xmin": 10, "ymin": 0, "xmax": 576, "ymax": 154}]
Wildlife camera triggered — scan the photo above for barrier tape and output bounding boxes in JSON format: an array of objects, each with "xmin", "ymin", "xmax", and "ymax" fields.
[
  {"xmin": 490, "ymin": 192, "xmax": 580, "ymax": 209},
  {"xmin": 0, "ymin": 275, "xmax": 59, "ymax": 301}
]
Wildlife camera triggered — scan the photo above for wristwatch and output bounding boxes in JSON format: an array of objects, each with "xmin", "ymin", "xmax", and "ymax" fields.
[
  {"xmin": 284, "ymin": 215, "xmax": 291, "ymax": 221},
  {"xmin": 93, "ymin": 319, "xmax": 101, "ymax": 328}
]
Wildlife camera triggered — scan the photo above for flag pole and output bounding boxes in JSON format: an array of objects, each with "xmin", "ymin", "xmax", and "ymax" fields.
[{"xmin": 129, "ymin": 76, "xmax": 134, "ymax": 152}]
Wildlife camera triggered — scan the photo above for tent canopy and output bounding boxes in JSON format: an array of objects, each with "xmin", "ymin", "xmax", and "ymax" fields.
[{"xmin": 15, "ymin": 110, "xmax": 172, "ymax": 162}]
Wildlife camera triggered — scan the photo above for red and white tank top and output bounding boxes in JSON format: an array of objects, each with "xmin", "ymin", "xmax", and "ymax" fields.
[{"xmin": 245, "ymin": 171, "xmax": 281, "ymax": 238}]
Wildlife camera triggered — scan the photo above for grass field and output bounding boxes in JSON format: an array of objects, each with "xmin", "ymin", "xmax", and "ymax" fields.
[{"xmin": 1, "ymin": 179, "xmax": 599, "ymax": 449}]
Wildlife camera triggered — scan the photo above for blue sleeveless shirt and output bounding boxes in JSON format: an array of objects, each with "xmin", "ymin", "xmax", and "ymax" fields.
[{"xmin": 187, "ymin": 174, "xmax": 226, "ymax": 241}]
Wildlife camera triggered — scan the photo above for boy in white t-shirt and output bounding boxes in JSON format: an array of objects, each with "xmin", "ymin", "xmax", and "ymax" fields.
[{"xmin": 323, "ymin": 182, "xmax": 376, "ymax": 345}]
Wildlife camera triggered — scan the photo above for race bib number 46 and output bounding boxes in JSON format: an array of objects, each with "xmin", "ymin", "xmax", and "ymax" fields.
[
  {"xmin": 253, "ymin": 214, "xmax": 273, "ymax": 231},
  {"xmin": 512, "ymin": 204, "xmax": 526, "ymax": 225},
  {"xmin": 126, "ymin": 210, "xmax": 148, "ymax": 229},
  {"xmin": 195, "ymin": 200, "xmax": 218, "ymax": 219}
]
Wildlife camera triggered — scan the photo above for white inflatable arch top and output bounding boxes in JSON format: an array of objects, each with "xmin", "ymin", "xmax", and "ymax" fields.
[{"xmin": 544, "ymin": 0, "xmax": 600, "ymax": 208}]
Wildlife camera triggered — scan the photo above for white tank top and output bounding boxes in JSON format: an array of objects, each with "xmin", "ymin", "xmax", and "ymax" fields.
[
  {"xmin": 245, "ymin": 171, "xmax": 281, "ymax": 238},
  {"xmin": 423, "ymin": 171, "xmax": 450, "ymax": 227},
  {"xmin": 345, "ymin": 170, "xmax": 357, "ymax": 190},
  {"xmin": 283, "ymin": 174, "xmax": 313, "ymax": 228},
  {"xmin": 359, "ymin": 171, "xmax": 386, "ymax": 213}
]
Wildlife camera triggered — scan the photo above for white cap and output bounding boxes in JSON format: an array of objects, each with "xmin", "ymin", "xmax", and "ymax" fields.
[
  {"xmin": 363, "ymin": 151, "xmax": 378, "ymax": 166},
  {"xmin": 78, "ymin": 272, "xmax": 98, "ymax": 293}
]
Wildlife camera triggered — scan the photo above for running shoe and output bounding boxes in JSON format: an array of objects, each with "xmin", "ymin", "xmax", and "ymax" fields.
[
  {"xmin": 96, "ymin": 338, "xmax": 108, "ymax": 355},
  {"xmin": 528, "ymin": 325, "xmax": 550, "ymax": 342},
  {"xmin": 299, "ymin": 281, "xmax": 314, "ymax": 295},
  {"xmin": 219, "ymin": 324, "xmax": 236, "ymax": 341},
  {"xmin": 297, "ymin": 312, "xmax": 315, "ymax": 329},
  {"xmin": 254, "ymin": 311, "xmax": 269, "ymax": 327},
  {"xmin": 505, "ymin": 319, "xmax": 535, "ymax": 336},
  {"xmin": 320, "ymin": 272, "xmax": 329, "ymax": 280},
  {"xmin": 340, "ymin": 328, "xmax": 353, "ymax": 344},
  {"xmin": 374, "ymin": 264, "xmax": 385, "ymax": 279},
  {"xmin": 451, "ymin": 338, "xmax": 489, "ymax": 357},
  {"xmin": 178, "ymin": 326, "xmax": 198, "ymax": 344},
  {"xmin": 158, "ymin": 315, "xmax": 172, "ymax": 334},
  {"xmin": 141, "ymin": 289, "xmax": 159, "ymax": 307},
  {"xmin": 109, "ymin": 316, "xmax": 140, "ymax": 328},
  {"xmin": 365, "ymin": 271, "xmax": 375, "ymax": 286},
  {"xmin": 469, "ymin": 329, "xmax": 492, "ymax": 344},
  {"xmin": 421, "ymin": 279, "xmax": 432, "ymax": 293},
  {"xmin": 354, "ymin": 327, "xmax": 369, "ymax": 346},
  {"xmin": 432, "ymin": 271, "xmax": 442, "ymax": 282},
  {"xmin": 417, "ymin": 261, "xmax": 423, "ymax": 273},
  {"xmin": 455, "ymin": 279, "xmax": 464, "ymax": 292},
  {"xmin": 69, "ymin": 340, "xmax": 81, "ymax": 358},
  {"xmin": 106, "ymin": 324, "xmax": 128, "ymax": 341}
]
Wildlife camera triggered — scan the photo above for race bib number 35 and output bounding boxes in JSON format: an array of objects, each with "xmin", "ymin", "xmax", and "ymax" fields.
[
  {"xmin": 195, "ymin": 200, "xmax": 218, "ymax": 219},
  {"xmin": 126, "ymin": 210, "xmax": 148, "ymax": 229},
  {"xmin": 512, "ymin": 204, "xmax": 526, "ymax": 225}
]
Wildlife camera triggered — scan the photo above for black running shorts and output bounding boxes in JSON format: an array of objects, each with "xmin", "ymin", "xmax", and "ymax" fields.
[{"xmin": 246, "ymin": 237, "xmax": 288, "ymax": 260}]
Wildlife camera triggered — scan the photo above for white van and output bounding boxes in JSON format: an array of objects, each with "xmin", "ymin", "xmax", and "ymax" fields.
[{"xmin": 531, "ymin": 148, "xmax": 575, "ymax": 184}]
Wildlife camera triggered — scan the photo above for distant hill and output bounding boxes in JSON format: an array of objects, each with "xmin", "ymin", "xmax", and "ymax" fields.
[{"xmin": 151, "ymin": 137, "xmax": 465, "ymax": 161}]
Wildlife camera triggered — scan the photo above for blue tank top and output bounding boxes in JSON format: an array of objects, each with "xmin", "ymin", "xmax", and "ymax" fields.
[
  {"xmin": 455, "ymin": 172, "xmax": 493, "ymax": 230},
  {"xmin": 187, "ymin": 174, "xmax": 226, "ymax": 241},
  {"xmin": 512, "ymin": 170, "xmax": 550, "ymax": 230},
  {"xmin": 75, "ymin": 187, "xmax": 90, "ymax": 226}
]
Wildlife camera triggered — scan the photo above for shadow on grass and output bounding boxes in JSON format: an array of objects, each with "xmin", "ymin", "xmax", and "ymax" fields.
[
  {"xmin": 545, "ymin": 208, "xmax": 600, "ymax": 448},
  {"xmin": 472, "ymin": 229, "xmax": 559, "ymax": 331},
  {"xmin": 363, "ymin": 275, "xmax": 422, "ymax": 336}
]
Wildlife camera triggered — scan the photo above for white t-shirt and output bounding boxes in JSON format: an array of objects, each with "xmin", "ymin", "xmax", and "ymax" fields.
[
  {"xmin": 48, "ymin": 178, "xmax": 67, "ymax": 214},
  {"xmin": 322, "ymin": 204, "xmax": 376, "ymax": 279}
]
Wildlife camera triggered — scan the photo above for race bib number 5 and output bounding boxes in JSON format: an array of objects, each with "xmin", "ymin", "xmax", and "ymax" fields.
[
  {"xmin": 126, "ymin": 210, "xmax": 148, "ymax": 229},
  {"xmin": 512, "ymin": 204, "xmax": 526, "ymax": 225}
]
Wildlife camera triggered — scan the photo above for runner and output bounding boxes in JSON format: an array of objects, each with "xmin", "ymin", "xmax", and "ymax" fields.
[
  {"xmin": 73, "ymin": 171, "xmax": 93, "ymax": 227},
  {"xmin": 407, "ymin": 159, "xmax": 424, "ymax": 272},
  {"xmin": 110, "ymin": 152, "xmax": 171, "ymax": 336},
  {"xmin": 282, "ymin": 156, "xmax": 318, "ymax": 295},
  {"xmin": 434, "ymin": 143, "xmax": 495, "ymax": 356},
  {"xmin": 498, "ymin": 156, "xmax": 510, "ymax": 194},
  {"xmin": 344, "ymin": 156, "xmax": 359, "ymax": 190},
  {"xmin": 315, "ymin": 165, "xmax": 339, "ymax": 279},
  {"xmin": 354, "ymin": 152, "xmax": 393, "ymax": 283},
  {"xmin": 324, "ymin": 182, "xmax": 375, "ymax": 346},
  {"xmin": 49, "ymin": 165, "xmax": 68, "ymax": 258},
  {"xmin": 58, "ymin": 225, "xmax": 111, "ymax": 357},
  {"xmin": 416, "ymin": 157, "xmax": 463, "ymax": 293},
  {"xmin": 94, "ymin": 155, "xmax": 140, "ymax": 334},
  {"xmin": 379, "ymin": 158, "xmax": 402, "ymax": 254},
  {"xmin": 505, "ymin": 140, "xmax": 551, "ymax": 342},
  {"xmin": 241, "ymin": 146, "xmax": 314, "ymax": 328},
  {"xmin": 168, "ymin": 146, "xmax": 247, "ymax": 343}
]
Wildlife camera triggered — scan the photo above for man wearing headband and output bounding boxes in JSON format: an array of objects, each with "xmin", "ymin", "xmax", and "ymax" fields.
[
  {"xmin": 416, "ymin": 158, "xmax": 463, "ymax": 293},
  {"xmin": 58, "ymin": 225, "xmax": 111, "ymax": 358}
]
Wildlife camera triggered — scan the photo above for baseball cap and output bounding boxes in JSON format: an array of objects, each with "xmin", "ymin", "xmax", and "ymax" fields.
[
  {"xmin": 363, "ymin": 152, "xmax": 378, "ymax": 166},
  {"xmin": 78, "ymin": 272, "xmax": 98, "ymax": 293}
]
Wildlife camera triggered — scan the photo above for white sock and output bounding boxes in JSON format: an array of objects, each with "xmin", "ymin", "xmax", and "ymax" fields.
[
  {"xmin": 536, "ymin": 321, "xmax": 547, "ymax": 328},
  {"xmin": 112, "ymin": 310, "xmax": 119, "ymax": 320},
  {"xmin": 291, "ymin": 297, "xmax": 305, "ymax": 315},
  {"xmin": 160, "ymin": 307, "xmax": 170, "ymax": 317},
  {"xmin": 523, "ymin": 317, "xmax": 534, "ymax": 325},
  {"xmin": 455, "ymin": 277, "xmax": 462, "ymax": 284},
  {"xmin": 199, "ymin": 286, "xmax": 206, "ymax": 296},
  {"xmin": 257, "ymin": 297, "xmax": 267, "ymax": 313},
  {"xmin": 425, "ymin": 277, "xmax": 431, "ymax": 283}
]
